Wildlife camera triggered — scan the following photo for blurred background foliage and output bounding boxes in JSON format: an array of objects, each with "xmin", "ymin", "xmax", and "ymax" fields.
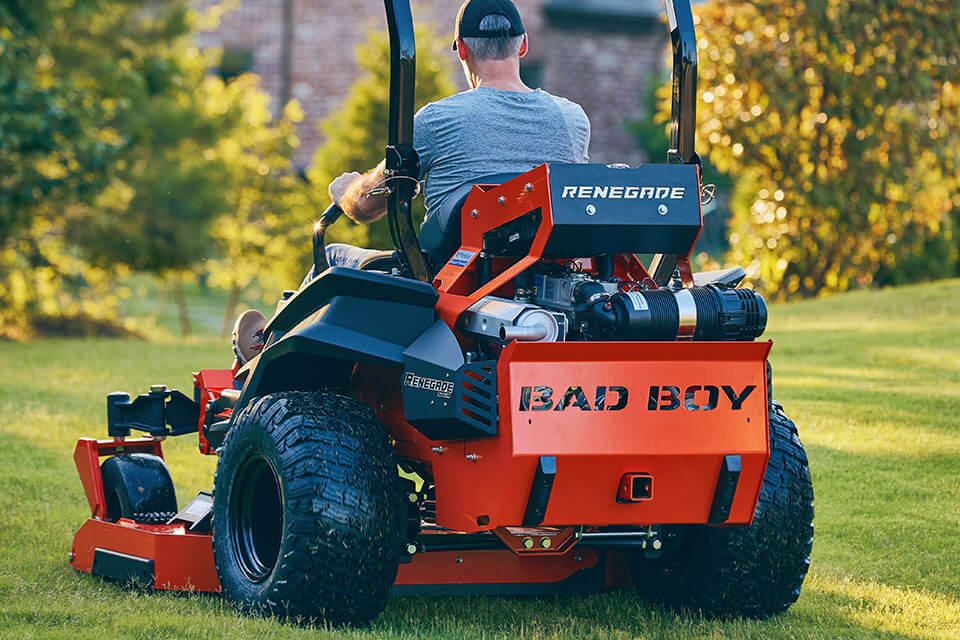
[
  {"xmin": 1, "ymin": 0, "xmax": 958, "ymax": 338},
  {"xmin": 684, "ymin": 0, "xmax": 959, "ymax": 299},
  {"xmin": 0, "ymin": 0, "xmax": 316, "ymax": 338}
]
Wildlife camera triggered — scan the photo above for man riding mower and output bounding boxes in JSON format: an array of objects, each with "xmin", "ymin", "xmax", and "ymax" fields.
[
  {"xmin": 69, "ymin": 0, "xmax": 814, "ymax": 626},
  {"xmin": 233, "ymin": 0, "xmax": 590, "ymax": 362}
]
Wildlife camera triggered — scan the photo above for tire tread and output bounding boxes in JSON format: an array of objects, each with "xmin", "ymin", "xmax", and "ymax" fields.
[
  {"xmin": 213, "ymin": 391, "xmax": 402, "ymax": 625},
  {"xmin": 632, "ymin": 406, "xmax": 814, "ymax": 618}
]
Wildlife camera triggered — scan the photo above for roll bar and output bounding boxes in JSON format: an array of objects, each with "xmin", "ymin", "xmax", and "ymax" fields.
[
  {"xmin": 384, "ymin": 0, "xmax": 431, "ymax": 282},
  {"xmin": 664, "ymin": 0, "xmax": 700, "ymax": 166},
  {"xmin": 649, "ymin": 0, "xmax": 700, "ymax": 285}
]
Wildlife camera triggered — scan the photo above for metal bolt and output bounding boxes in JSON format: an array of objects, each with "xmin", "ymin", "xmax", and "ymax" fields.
[
  {"xmin": 406, "ymin": 543, "xmax": 418, "ymax": 555},
  {"xmin": 407, "ymin": 492, "xmax": 418, "ymax": 503},
  {"xmin": 641, "ymin": 540, "xmax": 648, "ymax": 549},
  {"xmin": 658, "ymin": 204, "xmax": 668, "ymax": 215},
  {"xmin": 521, "ymin": 536, "xmax": 535, "ymax": 549},
  {"xmin": 431, "ymin": 446, "xmax": 444, "ymax": 454},
  {"xmin": 455, "ymin": 556, "xmax": 463, "ymax": 564},
  {"xmin": 524, "ymin": 182, "xmax": 533, "ymax": 192},
  {"xmin": 498, "ymin": 196, "xmax": 506, "ymax": 206},
  {"xmin": 539, "ymin": 537, "xmax": 552, "ymax": 549},
  {"xmin": 465, "ymin": 453, "xmax": 478, "ymax": 462},
  {"xmin": 470, "ymin": 209, "xmax": 478, "ymax": 219},
  {"xmin": 585, "ymin": 204, "xmax": 596, "ymax": 216},
  {"xmin": 150, "ymin": 384, "xmax": 166, "ymax": 393},
  {"xmin": 574, "ymin": 553, "xmax": 583, "ymax": 562},
  {"xmin": 652, "ymin": 538, "xmax": 662, "ymax": 550}
]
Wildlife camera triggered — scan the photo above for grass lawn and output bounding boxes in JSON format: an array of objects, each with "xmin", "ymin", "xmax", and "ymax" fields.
[{"xmin": 1, "ymin": 280, "xmax": 958, "ymax": 639}]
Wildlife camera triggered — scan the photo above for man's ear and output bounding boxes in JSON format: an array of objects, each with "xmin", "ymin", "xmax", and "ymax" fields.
[
  {"xmin": 518, "ymin": 34, "xmax": 528, "ymax": 59},
  {"xmin": 456, "ymin": 38, "xmax": 469, "ymax": 62}
]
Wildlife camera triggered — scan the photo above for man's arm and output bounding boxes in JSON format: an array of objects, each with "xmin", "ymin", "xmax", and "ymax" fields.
[
  {"xmin": 330, "ymin": 103, "xmax": 436, "ymax": 224},
  {"xmin": 329, "ymin": 160, "xmax": 388, "ymax": 224}
]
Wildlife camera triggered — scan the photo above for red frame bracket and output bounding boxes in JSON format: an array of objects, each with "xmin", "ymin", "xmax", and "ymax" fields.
[{"xmin": 74, "ymin": 437, "xmax": 163, "ymax": 519}]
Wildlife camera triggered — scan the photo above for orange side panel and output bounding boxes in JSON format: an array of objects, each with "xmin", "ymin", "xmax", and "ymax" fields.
[
  {"xmin": 70, "ymin": 519, "xmax": 220, "ymax": 592},
  {"xmin": 425, "ymin": 341, "xmax": 771, "ymax": 532},
  {"xmin": 70, "ymin": 520, "xmax": 601, "ymax": 592},
  {"xmin": 394, "ymin": 548, "xmax": 599, "ymax": 586}
]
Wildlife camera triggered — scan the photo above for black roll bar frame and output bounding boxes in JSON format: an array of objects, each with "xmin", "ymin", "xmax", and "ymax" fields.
[
  {"xmin": 384, "ymin": 0, "xmax": 431, "ymax": 282},
  {"xmin": 650, "ymin": 0, "xmax": 701, "ymax": 284}
]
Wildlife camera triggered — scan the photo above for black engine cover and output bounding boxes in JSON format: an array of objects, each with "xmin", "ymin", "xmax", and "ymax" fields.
[{"xmin": 544, "ymin": 163, "xmax": 701, "ymax": 257}]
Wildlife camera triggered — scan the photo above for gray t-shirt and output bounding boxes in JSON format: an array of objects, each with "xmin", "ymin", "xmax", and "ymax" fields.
[{"xmin": 413, "ymin": 87, "xmax": 591, "ymax": 215}]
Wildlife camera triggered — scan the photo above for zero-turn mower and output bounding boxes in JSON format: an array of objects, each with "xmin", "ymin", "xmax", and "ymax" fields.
[{"xmin": 70, "ymin": 0, "xmax": 813, "ymax": 625}]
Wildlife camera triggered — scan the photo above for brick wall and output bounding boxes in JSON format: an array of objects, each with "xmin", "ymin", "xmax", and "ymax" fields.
[
  {"xmin": 194, "ymin": 1, "xmax": 667, "ymax": 167},
  {"xmin": 539, "ymin": 25, "xmax": 666, "ymax": 166}
]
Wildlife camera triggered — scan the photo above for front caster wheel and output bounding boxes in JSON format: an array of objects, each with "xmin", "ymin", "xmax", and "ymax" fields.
[
  {"xmin": 212, "ymin": 391, "xmax": 403, "ymax": 625},
  {"xmin": 100, "ymin": 453, "xmax": 177, "ymax": 524}
]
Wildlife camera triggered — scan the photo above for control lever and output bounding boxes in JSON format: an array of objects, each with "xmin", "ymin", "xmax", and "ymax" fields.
[{"xmin": 313, "ymin": 203, "xmax": 343, "ymax": 275}]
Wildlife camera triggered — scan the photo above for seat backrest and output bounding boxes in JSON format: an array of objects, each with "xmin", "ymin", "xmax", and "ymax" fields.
[{"xmin": 418, "ymin": 173, "xmax": 520, "ymax": 270}]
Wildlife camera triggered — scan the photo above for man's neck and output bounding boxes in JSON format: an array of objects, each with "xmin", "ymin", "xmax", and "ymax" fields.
[{"xmin": 469, "ymin": 61, "xmax": 532, "ymax": 92}]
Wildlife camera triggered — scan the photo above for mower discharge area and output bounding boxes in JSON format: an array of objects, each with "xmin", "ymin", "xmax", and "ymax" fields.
[{"xmin": 69, "ymin": 0, "xmax": 813, "ymax": 626}]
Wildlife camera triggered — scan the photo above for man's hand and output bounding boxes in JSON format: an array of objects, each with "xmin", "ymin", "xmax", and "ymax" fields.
[
  {"xmin": 327, "ymin": 161, "xmax": 388, "ymax": 224},
  {"xmin": 328, "ymin": 171, "xmax": 363, "ymax": 208}
]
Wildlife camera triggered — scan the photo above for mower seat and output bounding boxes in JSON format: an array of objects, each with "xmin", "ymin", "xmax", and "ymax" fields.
[{"xmin": 418, "ymin": 172, "xmax": 520, "ymax": 269}]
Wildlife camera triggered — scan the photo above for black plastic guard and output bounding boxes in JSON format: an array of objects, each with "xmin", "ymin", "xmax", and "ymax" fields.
[
  {"xmin": 234, "ymin": 268, "xmax": 438, "ymax": 416},
  {"xmin": 264, "ymin": 266, "xmax": 437, "ymax": 340},
  {"xmin": 708, "ymin": 453, "xmax": 742, "ymax": 524},
  {"xmin": 91, "ymin": 549, "xmax": 154, "ymax": 587},
  {"xmin": 523, "ymin": 456, "xmax": 557, "ymax": 526},
  {"xmin": 401, "ymin": 320, "xmax": 498, "ymax": 440}
]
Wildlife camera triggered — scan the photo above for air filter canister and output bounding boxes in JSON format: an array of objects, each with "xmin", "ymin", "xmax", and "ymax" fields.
[{"xmin": 609, "ymin": 285, "xmax": 767, "ymax": 341}]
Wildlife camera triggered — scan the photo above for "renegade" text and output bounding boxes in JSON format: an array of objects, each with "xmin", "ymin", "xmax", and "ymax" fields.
[
  {"xmin": 560, "ymin": 185, "xmax": 686, "ymax": 200},
  {"xmin": 403, "ymin": 373, "xmax": 454, "ymax": 399}
]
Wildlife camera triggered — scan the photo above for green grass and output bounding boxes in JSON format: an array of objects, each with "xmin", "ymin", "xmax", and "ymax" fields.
[{"xmin": 2, "ymin": 280, "xmax": 959, "ymax": 639}]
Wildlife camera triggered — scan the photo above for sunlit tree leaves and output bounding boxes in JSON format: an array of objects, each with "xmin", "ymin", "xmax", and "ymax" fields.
[{"xmin": 689, "ymin": 0, "xmax": 959, "ymax": 298}]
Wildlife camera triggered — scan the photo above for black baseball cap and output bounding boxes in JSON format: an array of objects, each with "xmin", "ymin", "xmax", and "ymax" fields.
[{"xmin": 452, "ymin": 0, "xmax": 525, "ymax": 50}]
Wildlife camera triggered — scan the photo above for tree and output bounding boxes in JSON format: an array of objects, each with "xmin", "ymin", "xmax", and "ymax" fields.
[
  {"xmin": 204, "ymin": 81, "xmax": 318, "ymax": 335},
  {"xmin": 0, "ymin": 0, "xmax": 120, "ymax": 242},
  {"xmin": 688, "ymin": 0, "xmax": 959, "ymax": 298},
  {"xmin": 0, "ymin": 0, "xmax": 139, "ymax": 337},
  {"xmin": 0, "ymin": 0, "xmax": 307, "ymax": 337},
  {"xmin": 59, "ymin": 3, "xmax": 240, "ymax": 336},
  {"xmin": 307, "ymin": 23, "xmax": 457, "ymax": 251}
]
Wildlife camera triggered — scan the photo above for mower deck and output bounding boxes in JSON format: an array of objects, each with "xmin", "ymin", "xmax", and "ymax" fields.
[
  {"xmin": 70, "ymin": 518, "xmax": 628, "ymax": 595},
  {"xmin": 70, "ymin": 437, "xmax": 632, "ymax": 594}
]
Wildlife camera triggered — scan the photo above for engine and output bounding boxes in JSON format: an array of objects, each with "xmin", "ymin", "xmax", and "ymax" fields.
[{"xmin": 459, "ymin": 263, "xmax": 767, "ymax": 344}]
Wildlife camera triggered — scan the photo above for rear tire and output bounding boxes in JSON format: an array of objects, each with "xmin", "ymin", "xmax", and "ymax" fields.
[
  {"xmin": 100, "ymin": 453, "xmax": 177, "ymax": 524},
  {"xmin": 631, "ymin": 404, "xmax": 814, "ymax": 617},
  {"xmin": 212, "ymin": 391, "xmax": 403, "ymax": 625}
]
